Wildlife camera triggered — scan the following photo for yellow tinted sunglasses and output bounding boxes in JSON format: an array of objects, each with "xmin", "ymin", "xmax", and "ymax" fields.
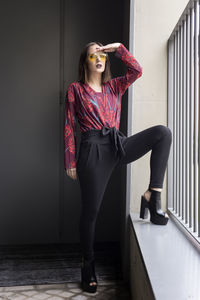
[{"xmin": 88, "ymin": 52, "xmax": 108, "ymax": 62}]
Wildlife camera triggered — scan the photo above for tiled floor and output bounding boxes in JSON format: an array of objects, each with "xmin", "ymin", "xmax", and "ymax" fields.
[{"xmin": 0, "ymin": 281, "xmax": 131, "ymax": 299}]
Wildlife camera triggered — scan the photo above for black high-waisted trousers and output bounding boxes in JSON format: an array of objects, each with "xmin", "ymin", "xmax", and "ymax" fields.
[{"xmin": 76, "ymin": 125, "xmax": 172, "ymax": 261}]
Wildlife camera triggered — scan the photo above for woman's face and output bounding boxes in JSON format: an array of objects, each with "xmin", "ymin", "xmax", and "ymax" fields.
[{"xmin": 86, "ymin": 44, "xmax": 107, "ymax": 78}]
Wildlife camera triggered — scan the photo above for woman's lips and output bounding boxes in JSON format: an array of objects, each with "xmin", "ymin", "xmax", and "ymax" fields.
[{"xmin": 96, "ymin": 64, "xmax": 102, "ymax": 68}]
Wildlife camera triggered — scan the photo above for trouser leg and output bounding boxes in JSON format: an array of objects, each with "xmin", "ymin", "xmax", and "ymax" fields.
[
  {"xmin": 118, "ymin": 125, "xmax": 172, "ymax": 189},
  {"xmin": 77, "ymin": 142, "xmax": 117, "ymax": 261}
]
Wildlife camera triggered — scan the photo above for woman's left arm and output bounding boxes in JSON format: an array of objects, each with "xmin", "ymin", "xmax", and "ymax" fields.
[
  {"xmin": 112, "ymin": 43, "xmax": 143, "ymax": 96},
  {"xmin": 114, "ymin": 43, "xmax": 142, "ymax": 95},
  {"xmin": 97, "ymin": 43, "xmax": 142, "ymax": 96}
]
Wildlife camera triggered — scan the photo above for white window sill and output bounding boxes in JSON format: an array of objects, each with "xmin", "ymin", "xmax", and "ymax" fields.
[{"xmin": 130, "ymin": 212, "xmax": 200, "ymax": 300}]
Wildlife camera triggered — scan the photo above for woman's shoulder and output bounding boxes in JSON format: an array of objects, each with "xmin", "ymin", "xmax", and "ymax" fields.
[
  {"xmin": 67, "ymin": 80, "xmax": 85, "ymax": 92},
  {"xmin": 67, "ymin": 80, "xmax": 79, "ymax": 89}
]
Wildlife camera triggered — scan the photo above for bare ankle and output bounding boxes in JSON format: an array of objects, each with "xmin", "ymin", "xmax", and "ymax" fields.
[
  {"xmin": 144, "ymin": 190, "xmax": 151, "ymax": 201},
  {"xmin": 150, "ymin": 187, "xmax": 162, "ymax": 192}
]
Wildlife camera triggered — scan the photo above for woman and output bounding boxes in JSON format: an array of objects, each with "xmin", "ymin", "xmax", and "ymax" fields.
[{"xmin": 64, "ymin": 41, "xmax": 172, "ymax": 293}]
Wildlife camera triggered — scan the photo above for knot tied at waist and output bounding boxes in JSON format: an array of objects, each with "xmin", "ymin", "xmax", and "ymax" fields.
[
  {"xmin": 80, "ymin": 125, "xmax": 127, "ymax": 161},
  {"xmin": 100, "ymin": 126, "xmax": 126, "ymax": 159}
]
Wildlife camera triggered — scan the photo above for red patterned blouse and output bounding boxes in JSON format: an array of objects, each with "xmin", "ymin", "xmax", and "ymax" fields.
[{"xmin": 64, "ymin": 43, "xmax": 143, "ymax": 170}]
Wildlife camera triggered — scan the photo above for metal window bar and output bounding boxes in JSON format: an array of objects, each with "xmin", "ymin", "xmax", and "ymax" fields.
[
  {"xmin": 189, "ymin": 7, "xmax": 194, "ymax": 230},
  {"xmin": 167, "ymin": 0, "xmax": 200, "ymax": 242},
  {"xmin": 199, "ymin": 0, "xmax": 200, "ymax": 237},
  {"xmin": 184, "ymin": 26, "xmax": 187, "ymax": 220}
]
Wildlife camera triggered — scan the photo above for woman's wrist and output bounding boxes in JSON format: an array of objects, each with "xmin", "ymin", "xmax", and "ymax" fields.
[{"xmin": 116, "ymin": 43, "xmax": 121, "ymax": 48}]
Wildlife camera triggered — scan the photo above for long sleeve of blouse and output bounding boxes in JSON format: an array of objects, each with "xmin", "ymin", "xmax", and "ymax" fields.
[{"xmin": 64, "ymin": 43, "xmax": 142, "ymax": 171}]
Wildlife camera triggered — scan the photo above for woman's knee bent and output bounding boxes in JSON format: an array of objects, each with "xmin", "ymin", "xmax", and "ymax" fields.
[{"xmin": 155, "ymin": 125, "xmax": 172, "ymax": 143}]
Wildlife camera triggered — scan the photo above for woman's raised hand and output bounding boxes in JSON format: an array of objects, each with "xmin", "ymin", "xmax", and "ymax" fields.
[
  {"xmin": 96, "ymin": 42, "xmax": 121, "ymax": 53},
  {"xmin": 66, "ymin": 168, "xmax": 77, "ymax": 180}
]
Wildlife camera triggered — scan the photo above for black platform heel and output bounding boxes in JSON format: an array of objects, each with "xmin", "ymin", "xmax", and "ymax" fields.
[
  {"xmin": 81, "ymin": 256, "xmax": 98, "ymax": 293},
  {"xmin": 140, "ymin": 195, "xmax": 149, "ymax": 219},
  {"xmin": 140, "ymin": 187, "xmax": 169, "ymax": 225}
]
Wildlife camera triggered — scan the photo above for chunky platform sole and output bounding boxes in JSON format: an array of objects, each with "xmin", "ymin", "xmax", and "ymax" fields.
[
  {"xmin": 80, "ymin": 258, "xmax": 98, "ymax": 293},
  {"xmin": 140, "ymin": 195, "xmax": 169, "ymax": 225}
]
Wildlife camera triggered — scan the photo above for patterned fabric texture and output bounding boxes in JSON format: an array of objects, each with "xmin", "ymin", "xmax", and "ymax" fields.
[{"xmin": 64, "ymin": 43, "xmax": 143, "ymax": 170}]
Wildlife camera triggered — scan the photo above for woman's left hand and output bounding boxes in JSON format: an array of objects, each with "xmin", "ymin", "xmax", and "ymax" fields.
[{"xmin": 96, "ymin": 42, "xmax": 121, "ymax": 53}]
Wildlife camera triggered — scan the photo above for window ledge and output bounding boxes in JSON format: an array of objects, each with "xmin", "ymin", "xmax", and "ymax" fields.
[{"xmin": 129, "ymin": 212, "xmax": 200, "ymax": 300}]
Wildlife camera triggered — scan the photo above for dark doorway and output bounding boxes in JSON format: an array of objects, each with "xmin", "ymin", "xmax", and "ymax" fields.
[{"xmin": 0, "ymin": 0, "xmax": 130, "ymax": 283}]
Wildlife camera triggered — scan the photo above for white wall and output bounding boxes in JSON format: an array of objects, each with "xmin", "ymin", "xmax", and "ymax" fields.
[{"xmin": 129, "ymin": 0, "xmax": 189, "ymax": 213}]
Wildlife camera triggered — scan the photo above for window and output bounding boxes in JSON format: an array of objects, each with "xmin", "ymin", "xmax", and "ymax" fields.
[{"xmin": 167, "ymin": 0, "xmax": 200, "ymax": 242}]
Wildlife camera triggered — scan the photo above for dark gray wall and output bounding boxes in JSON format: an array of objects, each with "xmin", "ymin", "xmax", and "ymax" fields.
[
  {"xmin": 0, "ymin": 0, "xmax": 129, "ymax": 250},
  {"xmin": 0, "ymin": 0, "xmax": 60, "ymax": 244}
]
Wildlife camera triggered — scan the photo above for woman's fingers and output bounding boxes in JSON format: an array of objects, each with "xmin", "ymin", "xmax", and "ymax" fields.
[
  {"xmin": 70, "ymin": 168, "xmax": 77, "ymax": 180},
  {"xmin": 66, "ymin": 168, "xmax": 77, "ymax": 180},
  {"xmin": 96, "ymin": 44, "xmax": 114, "ymax": 52},
  {"xmin": 96, "ymin": 43, "xmax": 121, "ymax": 52}
]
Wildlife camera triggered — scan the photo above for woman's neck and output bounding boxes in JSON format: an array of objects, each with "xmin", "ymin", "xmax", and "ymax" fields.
[{"xmin": 86, "ymin": 73, "xmax": 102, "ymax": 87}]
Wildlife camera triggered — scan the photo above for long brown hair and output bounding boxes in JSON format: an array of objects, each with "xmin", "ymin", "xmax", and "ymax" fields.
[{"xmin": 78, "ymin": 41, "xmax": 112, "ymax": 84}]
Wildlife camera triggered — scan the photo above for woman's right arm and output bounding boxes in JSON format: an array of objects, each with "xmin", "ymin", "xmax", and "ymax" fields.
[{"xmin": 64, "ymin": 83, "xmax": 77, "ymax": 179}]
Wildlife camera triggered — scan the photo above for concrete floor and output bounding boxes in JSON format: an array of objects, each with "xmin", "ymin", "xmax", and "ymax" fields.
[{"xmin": 0, "ymin": 280, "xmax": 131, "ymax": 299}]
